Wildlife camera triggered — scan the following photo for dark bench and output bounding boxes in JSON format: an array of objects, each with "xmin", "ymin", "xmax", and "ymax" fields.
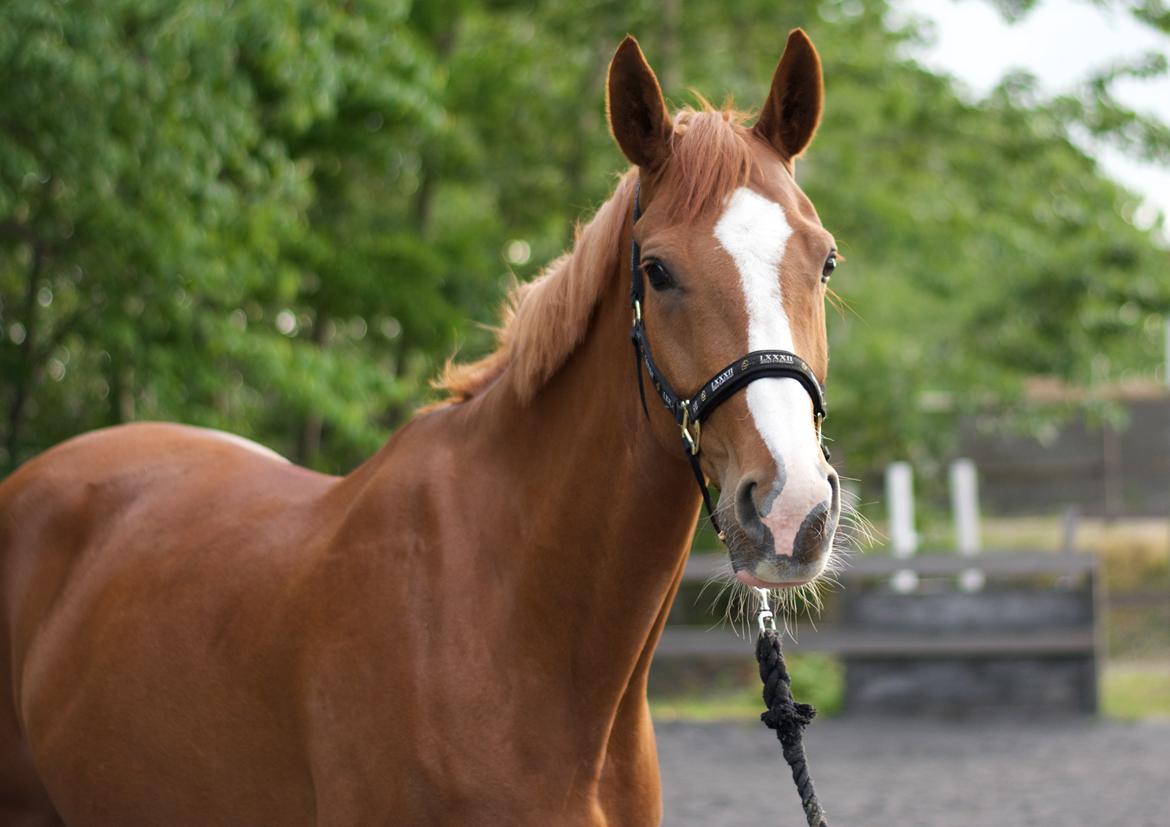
[{"xmin": 655, "ymin": 551, "xmax": 1100, "ymax": 716}]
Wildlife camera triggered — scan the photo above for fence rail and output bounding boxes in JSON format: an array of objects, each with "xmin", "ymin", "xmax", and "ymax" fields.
[{"xmin": 655, "ymin": 550, "xmax": 1101, "ymax": 715}]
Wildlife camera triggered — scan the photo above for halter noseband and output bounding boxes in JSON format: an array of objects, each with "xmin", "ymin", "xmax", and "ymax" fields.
[{"xmin": 628, "ymin": 184, "xmax": 830, "ymax": 541}]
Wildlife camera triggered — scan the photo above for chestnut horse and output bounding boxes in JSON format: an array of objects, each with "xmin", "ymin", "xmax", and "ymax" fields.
[{"xmin": 0, "ymin": 31, "xmax": 840, "ymax": 826}]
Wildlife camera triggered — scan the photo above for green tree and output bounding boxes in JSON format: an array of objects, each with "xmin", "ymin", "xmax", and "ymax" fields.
[
  {"xmin": 2, "ymin": 0, "xmax": 1167, "ymax": 485},
  {"xmin": 0, "ymin": 1, "xmax": 466, "ymax": 472}
]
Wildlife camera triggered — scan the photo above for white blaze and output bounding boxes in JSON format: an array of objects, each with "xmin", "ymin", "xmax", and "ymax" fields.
[{"xmin": 713, "ymin": 187, "xmax": 822, "ymax": 473}]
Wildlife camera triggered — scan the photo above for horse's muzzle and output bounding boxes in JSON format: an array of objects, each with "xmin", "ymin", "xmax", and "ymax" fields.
[{"xmin": 724, "ymin": 470, "xmax": 840, "ymax": 586}]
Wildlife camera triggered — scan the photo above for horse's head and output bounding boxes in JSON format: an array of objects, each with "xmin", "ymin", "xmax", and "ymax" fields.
[{"xmin": 608, "ymin": 31, "xmax": 839, "ymax": 588}]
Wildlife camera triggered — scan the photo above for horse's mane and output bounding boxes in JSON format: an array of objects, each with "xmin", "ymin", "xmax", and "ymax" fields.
[{"xmin": 435, "ymin": 106, "xmax": 753, "ymax": 406}]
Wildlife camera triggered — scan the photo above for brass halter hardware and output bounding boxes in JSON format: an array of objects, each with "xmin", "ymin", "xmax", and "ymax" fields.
[{"xmin": 680, "ymin": 404, "xmax": 701, "ymax": 456}]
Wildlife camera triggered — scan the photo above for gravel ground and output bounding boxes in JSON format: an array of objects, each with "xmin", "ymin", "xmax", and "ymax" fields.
[{"xmin": 656, "ymin": 717, "xmax": 1170, "ymax": 826}]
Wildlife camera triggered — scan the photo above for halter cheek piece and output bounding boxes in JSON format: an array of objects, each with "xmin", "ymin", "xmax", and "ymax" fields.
[{"xmin": 628, "ymin": 184, "xmax": 830, "ymax": 541}]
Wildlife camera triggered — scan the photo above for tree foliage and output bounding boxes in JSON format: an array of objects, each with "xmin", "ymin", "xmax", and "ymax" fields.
[{"xmin": 2, "ymin": 0, "xmax": 1167, "ymax": 479}]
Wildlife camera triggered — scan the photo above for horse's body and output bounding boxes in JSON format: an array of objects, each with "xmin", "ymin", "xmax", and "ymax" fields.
[
  {"xmin": 0, "ymin": 32, "xmax": 838, "ymax": 826},
  {"xmin": 0, "ymin": 266, "xmax": 693, "ymax": 825}
]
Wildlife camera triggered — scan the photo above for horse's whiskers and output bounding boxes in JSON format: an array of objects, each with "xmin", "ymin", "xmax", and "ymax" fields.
[{"xmin": 696, "ymin": 482, "xmax": 876, "ymax": 638}]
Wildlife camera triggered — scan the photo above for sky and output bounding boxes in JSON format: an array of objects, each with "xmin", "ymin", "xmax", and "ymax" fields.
[{"xmin": 896, "ymin": 0, "xmax": 1170, "ymax": 234}]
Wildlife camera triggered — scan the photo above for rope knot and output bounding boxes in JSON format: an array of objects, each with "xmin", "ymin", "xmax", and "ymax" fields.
[
  {"xmin": 760, "ymin": 699, "xmax": 817, "ymax": 740},
  {"xmin": 755, "ymin": 628, "xmax": 830, "ymax": 827}
]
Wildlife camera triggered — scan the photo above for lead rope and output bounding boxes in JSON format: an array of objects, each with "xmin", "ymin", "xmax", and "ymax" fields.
[{"xmin": 755, "ymin": 590, "xmax": 829, "ymax": 827}]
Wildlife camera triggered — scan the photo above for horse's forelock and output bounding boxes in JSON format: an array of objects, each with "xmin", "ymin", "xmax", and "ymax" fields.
[{"xmin": 659, "ymin": 105, "xmax": 755, "ymax": 225}]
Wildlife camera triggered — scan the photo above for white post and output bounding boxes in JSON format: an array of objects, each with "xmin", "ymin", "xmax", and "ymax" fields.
[
  {"xmin": 950, "ymin": 459, "xmax": 981, "ymax": 555},
  {"xmin": 950, "ymin": 458, "xmax": 985, "ymax": 591},
  {"xmin": 885, "ymin": 462, "xmax": 918, "ymax": 592},
  {"xmin": 886, "ymin": 462, "xmax": 917, "ymax": 556}
]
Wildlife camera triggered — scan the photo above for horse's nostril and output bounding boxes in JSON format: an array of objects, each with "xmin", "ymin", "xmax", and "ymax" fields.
[
  {"xmin": 735, "ymin": 478, "xmax": 766, "ymax": 542},
  {"xmin": 792, "ymin": 502, "xmax": 831, "ymax": 564},
  {"xmin": 735, "ymin": 479, "xmax": 758, "ymax": 524}
]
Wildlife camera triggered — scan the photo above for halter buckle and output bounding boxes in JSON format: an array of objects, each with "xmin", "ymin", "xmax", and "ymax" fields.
[
  {"xmin": 633, "ymin": 299, "xmax": 642, "ymax": 323},
  {"xmin": 680, "ymin": 404, "xmax": 701, "ymax": 455}
]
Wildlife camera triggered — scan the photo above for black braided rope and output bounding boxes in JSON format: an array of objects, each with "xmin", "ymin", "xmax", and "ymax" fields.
[{"xmin": 756, "ymin": 629, "xmax": 829, "ymax": 827}]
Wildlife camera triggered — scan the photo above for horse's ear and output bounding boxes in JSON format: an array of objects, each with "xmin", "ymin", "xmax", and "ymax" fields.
[
  {"xmin": 606, "ymin": 36, "xmax": 673, "ymax": 170},
  {"xmin": 754, "ymin": 29, "xmax": 824, "ymax": 161}
]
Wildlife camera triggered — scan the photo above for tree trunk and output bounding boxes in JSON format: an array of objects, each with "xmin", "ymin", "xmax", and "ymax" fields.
[
  {"xmin": 412, "ymin": 19, "xmax": 462, "ymax": 238},
  {"xmin": 412, "ymin": 168, "xmax": 436, "ymax": 236},
  {"xmin": 565, "ymin": 34, "xmax": 611, "ymax": 212}
]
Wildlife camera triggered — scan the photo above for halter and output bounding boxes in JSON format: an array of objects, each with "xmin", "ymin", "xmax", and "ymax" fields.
[{"xmin": 628, "ymin": 184, "xmax": 830, "ymax": 541}]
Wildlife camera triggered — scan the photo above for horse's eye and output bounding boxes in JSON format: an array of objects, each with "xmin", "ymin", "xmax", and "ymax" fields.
[
  {"xmin": 821, "ymin": 253, "xmax": 837, "ymax": 284},
  {"xmin": 643, "ymin": 260, "xmax": 676, "ymax": 291}
]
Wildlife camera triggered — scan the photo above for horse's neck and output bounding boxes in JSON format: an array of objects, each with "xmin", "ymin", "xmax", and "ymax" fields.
[{"xmin": 469, "ymin": 251, "xmax": 700, "ymax": 715}]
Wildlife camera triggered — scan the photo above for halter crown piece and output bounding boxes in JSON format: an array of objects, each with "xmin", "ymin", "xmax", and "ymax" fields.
[{"xmin": 628, "ymin": 184, "xmax": 830, "ymax": 542}]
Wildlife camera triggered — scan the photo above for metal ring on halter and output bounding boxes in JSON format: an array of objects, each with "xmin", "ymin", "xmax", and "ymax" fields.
[{"xmin": 756, "ymin": 587, "xmax": 778, "ymax": 634}]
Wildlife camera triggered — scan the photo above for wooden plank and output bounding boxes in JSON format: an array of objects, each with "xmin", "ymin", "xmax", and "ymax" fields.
[
  {"xmin": 680, "ymin": 551, "xmax": 1096, "ymax": 584},
  {"xmin": 831, "ymin": 551, "xmax": 1096, "ymax": 578},
  {"xmin": 1106, "ymin": 590, "xmax": 1170, "ymax": 608},
  {"xmin": 654, "ymin": 626, "xmax": 1096, "ymax": 658}
]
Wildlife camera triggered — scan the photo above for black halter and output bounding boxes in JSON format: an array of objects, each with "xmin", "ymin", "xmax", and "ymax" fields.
[{"xmin": 628, "ymin": 184, "xmax": 830, "ymax": 541}]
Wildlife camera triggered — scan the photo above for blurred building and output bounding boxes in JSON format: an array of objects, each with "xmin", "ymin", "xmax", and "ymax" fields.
[{"xmin": 959, "ymin": 379, "xmax": 1170, "ymax": 518}]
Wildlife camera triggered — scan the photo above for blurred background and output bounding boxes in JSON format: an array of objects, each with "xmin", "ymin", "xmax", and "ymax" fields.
[{"xmin": 1, "ymin": 0, "xmax": 1168, "ymax": 821}]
